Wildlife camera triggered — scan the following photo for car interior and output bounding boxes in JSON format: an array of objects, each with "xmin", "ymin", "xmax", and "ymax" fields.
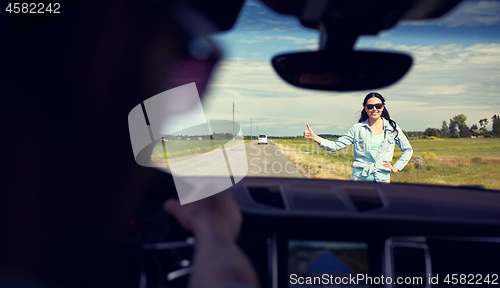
[
  {"xmin": 3, "ymin": 0, "xmax": 499, "ymax": 288},
  {"xmin": 129, "ymin": 1, "xmax": 500, "ymax": 288}
]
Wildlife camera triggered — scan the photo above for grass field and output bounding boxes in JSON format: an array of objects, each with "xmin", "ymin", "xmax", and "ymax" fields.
[
  {"xmin": 273, "ymin": 138, "xmax": 500, "ymax": 190},
  {"xmin": 150, "ymin": 139, "xmax": 234, "ymax": 160},
  {"xmin": 395, "ymin": 138, "xmax": 500, "ymax": 159}
]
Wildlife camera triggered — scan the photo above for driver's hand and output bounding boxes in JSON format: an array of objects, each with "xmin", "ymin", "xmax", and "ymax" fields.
[{"xmin": 164, "ymin": 182, "xmax": 242, "ymax": 243}]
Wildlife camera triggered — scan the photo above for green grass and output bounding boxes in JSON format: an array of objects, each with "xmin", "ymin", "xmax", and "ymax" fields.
[
  {"xmin": 150, "ymin": 139, "xmax": 232, "ymax": 160},
  {"xmin": 395, "ymin": 138, "xmax": 500, "ymax": 159},
  {"xmin": 273, "ymin": 138, "xmax": 500, "ymax": 190},
  {"xmin": 278, "ymin": 138, "xmax": 353, "ymax": 155},
  {"xmin": 392, "ymin": 157, "xmax": 500, "ymax": 190}
]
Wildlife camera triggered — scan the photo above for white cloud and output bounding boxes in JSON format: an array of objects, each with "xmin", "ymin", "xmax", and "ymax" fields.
[
  {"xmin": 202, "ymin": 42, "xmax": 500, "ymax": 135},
  {"xmin": 277, "ymin": 36, "xmax": 317, "ymax": 44},
  {"xmin": 378, "ymin": 29, "xmax": 395, "ymax": 37},
  {"xmin": 233, "ymin": 36, "xmax": 317, "ymax": 49},
  {"xmin": 374, "ymin": 42, "xmax": 500, "ymax": 130},
  {"xmin": 238, "ymin": 20, "xmax": 265, "ymax": 30},
  {"xmin": 203, "ymin": 59, "xmax": 367, "ymax": 135},
  {"xmin": 268, "ymin": 28, "xmax": 288, "ymax": 33},
  {"xmin": 260, "ymin": 19, "xmax": 293, "ymax": 25},
  {"xmin": 374, "ymin": 41, "xmax": 394, "ymax": 49},
  {"xmin": 236, "ymin": 39, "xmax": 263, "ymax": 43},
  {"xmin": 246, "ymin": 1, "xmax": 260, "ymax": 7},
  {"xmin": 256, "ymin": 36, "xmax": 317, "ymax": 45},
  {"xmin": 307, "ymin": 44, "xmax": 319, "ymax": 50}
]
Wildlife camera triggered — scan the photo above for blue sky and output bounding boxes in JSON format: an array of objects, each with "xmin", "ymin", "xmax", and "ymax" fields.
[{"xmin": 202, "ymin": 0, "xmax": 500, "ymax": 136}]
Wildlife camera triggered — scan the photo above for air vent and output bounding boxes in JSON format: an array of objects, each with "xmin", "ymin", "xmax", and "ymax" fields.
[
  {"xmin": 293, "ymin": 194, "xmax": 347, "ymax": 210},
  {"xmin": 289, "ymin": 185, "xmax": 347, "ymax": 211},
  {"xmin": 343, "ymin": 186, "xmax": 384, "ymax": 212},
  {"xmin": 385, "ymin": 240, "xmax": 431, "ymax": 288},
  {"xmin": 393, "ymin": 246, "xmax": 427, "ymax": 288},
  {"xmin": 247, "ymin": 185, "xmax": 285, "ymax": 209}
]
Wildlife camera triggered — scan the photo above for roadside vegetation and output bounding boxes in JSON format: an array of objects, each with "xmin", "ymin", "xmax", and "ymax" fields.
[
  {"xmin": 150, "ymin": 139, "xmax": 235, "ymax": 161},
  {"xmin": 273, "ymin": 138, "xmax": 500, "ymax": 190},
  {"xmin": 146, "ymin": 112, "xmax": 500, "ymax": 190},
  {"xmin": 407, "ymin": 114, "xmax": 500, "ymax": 139}
]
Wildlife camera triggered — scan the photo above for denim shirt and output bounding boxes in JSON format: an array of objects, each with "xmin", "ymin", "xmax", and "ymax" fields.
[{"xmin": 318, "ymin": 118, "xmax": 413, "ymax": 181}]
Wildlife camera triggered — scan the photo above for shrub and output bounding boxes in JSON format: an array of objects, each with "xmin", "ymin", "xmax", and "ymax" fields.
[
  {"xmin": 404, "ymin": 162, "xmax": 415, "ymax": 170},
  {"xmin": 429, "ymin": 152, "xmax": 437, "ymax": 160},
  {"xmin": 410, "ymin": 156, "xmax": 427, "ymax": 169},
  {"xmin": 393, "ymin": 152, "xmax": 402, "ymax": 160},
  {"xmin": 150, "ymin": 151, "xmax": 167, "ymax": 161},
  {"xmin": 472, "ymin": 157, "xmax": 482, "ymax": 164},
  {"xmin": 427, "ymin": 164, "xmax": 436, "ymax": 170},
  {"xmin": 421, "ymin": 151, "xmax": 428, "ymax": 158}
]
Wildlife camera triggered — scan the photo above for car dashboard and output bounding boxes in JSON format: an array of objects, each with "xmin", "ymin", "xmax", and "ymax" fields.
[
  {"xmin": 137, "ymin": 177, "xmax": 500, "ymax": 288},
  {"xmin": 232, "ymin": 178, "xmax": 500, "ymax": 288}
]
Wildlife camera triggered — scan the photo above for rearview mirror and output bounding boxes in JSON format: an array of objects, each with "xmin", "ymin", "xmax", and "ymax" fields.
[{"xmin": 272, "ymin": 50, "xmax": 412, "ymax": 91}]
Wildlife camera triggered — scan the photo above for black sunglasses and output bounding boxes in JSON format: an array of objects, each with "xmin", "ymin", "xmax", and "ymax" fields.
[{"xmin": 366, "ymin": 103, "xmax": 384, "ymax": 110}]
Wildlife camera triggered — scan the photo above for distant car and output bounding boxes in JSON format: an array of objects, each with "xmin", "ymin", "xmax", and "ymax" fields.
[{"xmin": 258, "ymin": 134, "xmax": 268, "ymax": 145}]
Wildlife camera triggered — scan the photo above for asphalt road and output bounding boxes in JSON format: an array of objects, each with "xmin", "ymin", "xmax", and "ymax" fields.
[
  {"xmin": 245, "ymin": 140, "xmax": 304, "ymax": 178},
  {"xmin": 149, "ymin": 140, "xmax": 304, "ymax": 179}
]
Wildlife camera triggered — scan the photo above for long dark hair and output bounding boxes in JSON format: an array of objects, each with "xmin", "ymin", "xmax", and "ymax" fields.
[{"xmin": 359, "ymin": 92, "xmax": 398, "ymax": 138}]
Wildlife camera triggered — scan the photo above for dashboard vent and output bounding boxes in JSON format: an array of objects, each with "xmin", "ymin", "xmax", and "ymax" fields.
[
  {"xmin": 343, "ymin": 186, "xmax": 384, "ymax": 212},
  {"xmin": 385, "ymin": 240, "xmax": 431, "ymax": 288},
  {"xmin": 393, "ymin": 246, "xmax": 427, "ymax": 288},
  {"xmin": 247, "ymin": 185, "xmax": 285, "ymax": 209}
]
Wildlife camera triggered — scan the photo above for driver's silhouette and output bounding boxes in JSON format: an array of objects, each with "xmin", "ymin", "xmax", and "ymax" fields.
[{"xmin": 1, "ymin": 1, "xmax": 258, "ymax": 288}]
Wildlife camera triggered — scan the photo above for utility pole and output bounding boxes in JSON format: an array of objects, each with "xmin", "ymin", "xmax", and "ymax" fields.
[
  {"xmin": 233, "ymin": 102, "xmax": 235, "ymax": 142},
  {"xmin": 250, "ymin": 118, "xmax": 252, "ymax": 140},
  {"xmin": 257, "ymin": 124, "xmax": 258, "ymax": 137},
  {"xmin": 161, "ymin": 137, "xmax": 168, "ymax": 165}
]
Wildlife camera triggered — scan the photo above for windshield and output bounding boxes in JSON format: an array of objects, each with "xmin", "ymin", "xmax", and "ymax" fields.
[{"xmin": 148, "ymin": 0, "xmax": 500, "ymax": 191}]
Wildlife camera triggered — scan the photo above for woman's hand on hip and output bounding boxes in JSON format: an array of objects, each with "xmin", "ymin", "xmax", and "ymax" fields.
[
  {"xmin": 303, "ymin": 124, "xmax": 321, "ymax": 144},
  {"xmin": 383, "ymin": 160, "xmax": 399, "ymax": 173}
]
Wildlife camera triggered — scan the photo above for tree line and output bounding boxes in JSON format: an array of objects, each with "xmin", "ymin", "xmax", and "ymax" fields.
[
  {"xmin": 161, "ymin": 132, "xmax": 237, "ymax": 141},
  {"xmin": 411, "ymin": 114, "xmax": 500, "ymax": 139}
]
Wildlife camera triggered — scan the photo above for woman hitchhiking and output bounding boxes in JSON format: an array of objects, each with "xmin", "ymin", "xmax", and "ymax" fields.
[{"xmin": 303, "ymin": 92, "xmax": 413, "ymax": 183}]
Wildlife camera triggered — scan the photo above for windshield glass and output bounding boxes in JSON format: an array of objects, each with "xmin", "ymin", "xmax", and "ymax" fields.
[{"xmin": 151, "ymin": 0, "xmax": 500, "ymax": 190}]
